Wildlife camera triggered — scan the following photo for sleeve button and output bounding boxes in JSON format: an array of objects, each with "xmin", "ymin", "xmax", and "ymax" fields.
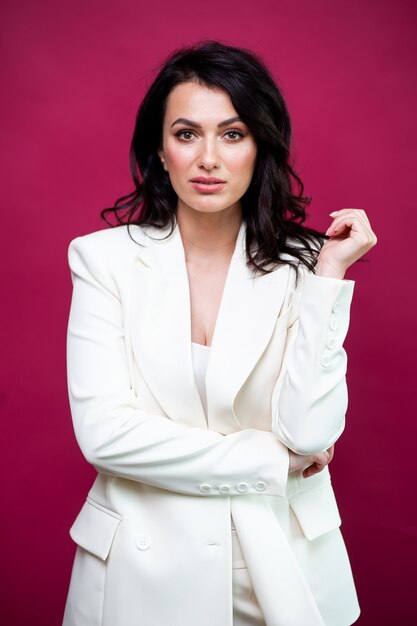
[
  {"xmin": 326, "ymin": 337, "xmax": 337, "ymax": 350},
  {"xmin": 237, "ymin": 483, "xmax": 248, "ymax": 493},
  {"xmin": 254, "ymin": 481, "xmax": 267, "ymax": 491},
  {"xmin": 329, "ymin": 317, "xmax": 338, "ymax": 331},
  {"xmin": 199, "ymin": 483, "xmax": 211, "ymax": 493},
  {"xmin": 321, "ymin": 355, "xmax": 331, "ymax": 368},
  {"xmin": 219, "ymin": 484, "xmax": 231, "ymax": 493},
  {"xmin": 332, "ymin": 302, "xmax": 340, "ymax": 313}
]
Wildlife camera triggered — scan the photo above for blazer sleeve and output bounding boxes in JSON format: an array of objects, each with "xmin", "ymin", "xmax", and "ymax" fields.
[
  {"xmin": 66, "ymin": 235, "xmax": 289, "ymax": 498},
  {"xmin": 271, "ymin": 263, "xmax": 355, "ymax": 455}
]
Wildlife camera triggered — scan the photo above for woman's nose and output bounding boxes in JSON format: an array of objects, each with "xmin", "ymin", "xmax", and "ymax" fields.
[{"xmin": 198, "ymin": 138, "xmax": 221, "ymax": 169}]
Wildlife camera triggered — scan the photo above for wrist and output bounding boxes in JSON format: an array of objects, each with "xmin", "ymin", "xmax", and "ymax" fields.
[{"xmin": 315, "ymin": 261, "xmax": 346, "ymax": 280}]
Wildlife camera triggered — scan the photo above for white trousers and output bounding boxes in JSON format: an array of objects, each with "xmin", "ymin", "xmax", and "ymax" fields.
[{"xmin": 231, "ymin": 517, "xmax": 266, "ymax": 626}]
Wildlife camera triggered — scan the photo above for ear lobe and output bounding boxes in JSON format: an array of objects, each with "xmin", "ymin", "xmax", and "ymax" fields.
[{"xmin": 157, "ymin": 150, "xmax": 168, "ymax": 171}]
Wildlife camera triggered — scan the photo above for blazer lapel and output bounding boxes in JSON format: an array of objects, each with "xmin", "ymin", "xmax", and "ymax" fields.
[
  {"xmin": 206, "ymin": 225, "xmax": 291, "ymax": 434},
  {"xmin": 130, "ymin": 219, "xmax": 290, "ymax": 433},
  {"xmin": 130, "ymin": 221, "xmax": 207, "ymax": 428}
]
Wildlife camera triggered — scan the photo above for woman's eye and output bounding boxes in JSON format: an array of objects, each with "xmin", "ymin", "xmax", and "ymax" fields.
[
  {"xmin": 176, "ymin": 130, "xmax": 194, "ymax": 141},
  {"xmin": 175, "ymin": 129, "xmax": 244, "ymax": 142},
  {"xmin": 225, "ymin": 130, "xmax": 243, "ymax": 141}
]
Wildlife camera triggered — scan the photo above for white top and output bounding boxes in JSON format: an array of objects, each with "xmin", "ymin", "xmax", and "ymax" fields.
[
  {"xmin": 191, "ymin": 341, "xmax": 236, "ymax": 530},
  {"xmin": 191, "ymin": 341, "xmax": 210, "ymax": 421}
]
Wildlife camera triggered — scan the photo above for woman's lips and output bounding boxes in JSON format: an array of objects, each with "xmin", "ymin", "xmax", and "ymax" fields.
[{"xmin": 190, "ymin": 181, "xmax": 226, "ymax": 193}]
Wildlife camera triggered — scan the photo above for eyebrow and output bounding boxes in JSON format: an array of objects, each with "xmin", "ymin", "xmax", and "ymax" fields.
[{"xmin": 171, "ymin": 116, "xmax": 243, "ymax": 129}]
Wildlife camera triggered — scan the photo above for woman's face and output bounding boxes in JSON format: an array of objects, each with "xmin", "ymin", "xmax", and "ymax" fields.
[{"xmin": 158, "ymin": 81, "xmax": 257, "ymax": 219}]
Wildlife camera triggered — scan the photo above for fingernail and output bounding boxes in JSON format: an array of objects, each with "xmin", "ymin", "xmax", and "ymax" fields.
[{"xmin": 329, "ymin": 211, "xmax": 338, "ymax": 216}]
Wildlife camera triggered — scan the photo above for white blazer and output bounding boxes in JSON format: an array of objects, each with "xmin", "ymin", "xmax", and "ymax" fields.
[{"xmin": 63, "ymin": 219, "xmax": 360, "ymax": 626}]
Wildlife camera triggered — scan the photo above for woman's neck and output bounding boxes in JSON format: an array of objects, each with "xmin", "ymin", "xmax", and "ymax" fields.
[{"xmin": 176, "ymin": 206, "xmax": 242, "ymax": 259}]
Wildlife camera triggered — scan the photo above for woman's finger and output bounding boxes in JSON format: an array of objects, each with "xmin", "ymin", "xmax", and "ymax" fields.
[
  {"xmin": 326, "ymin": 212, "xmax": 373, "ymax": 241},
  {"xmin": 328, "ymin": 209, "xmax": 376, "ymax": 240},
  {"xmin": 325, "ymin": 215, "xmax": 377, "ymax": 251},
  {"xmin": 302, "ymin": 449, "xmax": 332, "ymax": 478}
]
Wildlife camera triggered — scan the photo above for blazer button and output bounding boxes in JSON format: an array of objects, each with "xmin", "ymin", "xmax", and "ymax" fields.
[
  {"xmin": 329, "ymin": 317, "xmax": 338, "ymax": 331},
  {"xmin": 136, "ymin": 535, "xmax": 151, "ymax": 551},
  {"xmin": 219, "ymin": 484, "xmax": 231, "ymax": 493},
  {"xmin": 200, "ymin": 483, "xmax": 212, "ymax": 493},
  {"xmin": 321, "ymin": 355, "xmax": 331, "ymax": 368},
  {"xmin": 254, "ymin": 481, "xmax": 266, "ymax": 491},
  {"xmin": 326, "ymin": 337, "xmax": 337, "ymax": 350},
  {"xmin": 237, "ymin": 483, "xmax": 248, "ymax": 493}
]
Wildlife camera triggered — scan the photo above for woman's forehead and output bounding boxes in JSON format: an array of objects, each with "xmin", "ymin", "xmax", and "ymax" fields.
[{"xmin": 164, "ymin": 81, "xmax": 238, "ymax": 124}]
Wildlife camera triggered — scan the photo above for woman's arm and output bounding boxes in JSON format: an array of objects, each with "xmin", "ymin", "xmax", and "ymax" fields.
[
  {"xmin": 272, "ymin": 207, "xmax": 377, "ymax": 455},
  {"xmin": 271, "ymin": 269, "xmax": 354, "ymax": 454},
  {"xmin": 66, "ymin": 235, "xmax": 290, "ymax": 498}
]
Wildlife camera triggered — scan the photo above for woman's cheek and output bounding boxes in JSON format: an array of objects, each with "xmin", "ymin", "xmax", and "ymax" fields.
[{"xmin": 165, "ymin": 140, "xmax": 195, "ymax": 168}]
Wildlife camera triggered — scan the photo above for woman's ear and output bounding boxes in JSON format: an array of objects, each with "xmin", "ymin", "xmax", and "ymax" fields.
[{"xmin": 158, "ymin": 149, "xmax": 168, "ymax": 171}]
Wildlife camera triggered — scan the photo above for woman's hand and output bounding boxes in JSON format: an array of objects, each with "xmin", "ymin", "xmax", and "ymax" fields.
[
  {"xmin": 288, "ymin": 445, "xmax": 335, "ymax": 478},
  {"xmin": 315, "ymin": 208, "xmax": 377, "ymax": 279}
]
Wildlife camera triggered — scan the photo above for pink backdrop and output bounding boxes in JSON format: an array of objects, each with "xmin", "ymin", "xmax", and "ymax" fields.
[{"xmin": 2, "ymin": 0, "xmax": 416, "ymax": 623}]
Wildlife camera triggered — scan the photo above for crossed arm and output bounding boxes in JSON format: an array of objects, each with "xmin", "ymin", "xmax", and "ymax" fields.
[{"xmin": 66, "ymin": 233, "xmax": 354, "ymax": 498}]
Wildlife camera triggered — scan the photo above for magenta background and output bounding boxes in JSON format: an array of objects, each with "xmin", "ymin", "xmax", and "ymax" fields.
[{"xmin": 2, "ymin": 0, "xmax": 416, "ymax": 623}]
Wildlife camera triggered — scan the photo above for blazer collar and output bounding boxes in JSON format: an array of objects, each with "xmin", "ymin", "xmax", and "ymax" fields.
[{"xmin": 130, "ymin": 219, "xmax": 291, "ymax": 433}]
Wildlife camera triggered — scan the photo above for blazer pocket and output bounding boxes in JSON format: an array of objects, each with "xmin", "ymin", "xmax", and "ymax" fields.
[
  {"xmin": 69, "ymin": 496, "xmax": 122, "ymax": 560},
  {"xmin": 289, "ymin": 482, "xmax": 342, "ymax": 541}
]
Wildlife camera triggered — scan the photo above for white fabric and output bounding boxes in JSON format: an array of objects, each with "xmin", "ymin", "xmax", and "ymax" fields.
[
  {"xmin": 192, "ymin": 342, "xmax": 264, "ymax": 625},
  {"xmin": 191, "ymin": 341, "xmax": 210, "ymax": 422},
  {"xmin": 63, "ymin": 220, "xmax": 361, "ymax": 626},
  {"xmin": 191, "ymin": 341, "xmax": 238, "ymax": 533}
]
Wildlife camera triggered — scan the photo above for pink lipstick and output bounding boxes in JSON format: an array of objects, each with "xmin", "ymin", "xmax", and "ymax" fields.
[{"xmin": 190, "ymin": 177, "xmax": 226, "ymax": 193}]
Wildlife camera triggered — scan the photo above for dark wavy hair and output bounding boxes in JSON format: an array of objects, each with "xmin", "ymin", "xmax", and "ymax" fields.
[{"xmin": 101, "ymin": 40, "xmax": 326, "ymax": 277}]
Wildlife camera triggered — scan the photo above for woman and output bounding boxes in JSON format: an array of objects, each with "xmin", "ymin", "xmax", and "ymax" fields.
[{"xmin": 63, "ymin": 41, "xmax": 376, "ymax": 626}]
